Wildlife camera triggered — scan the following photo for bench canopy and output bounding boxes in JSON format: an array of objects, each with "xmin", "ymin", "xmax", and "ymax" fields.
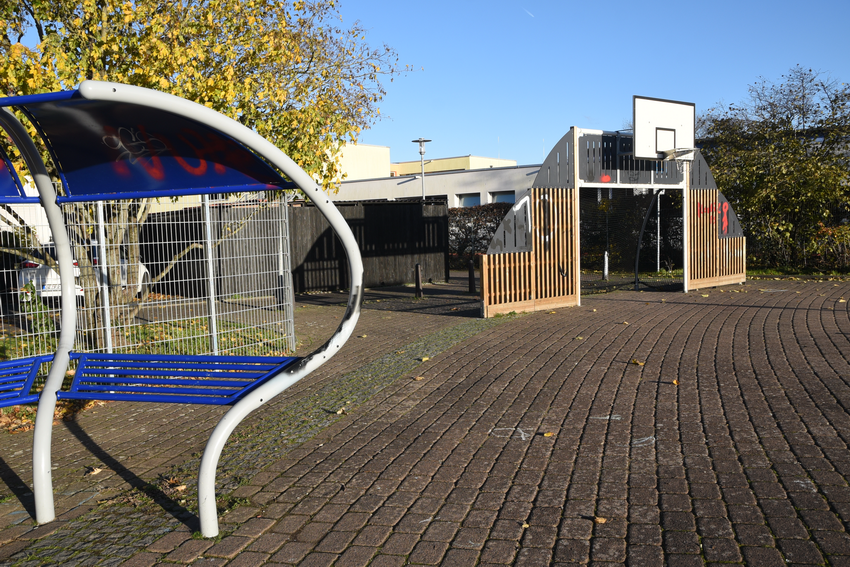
[{"xmin": 0, "ymin": 87, "xmax": 297, "ymax": 203}]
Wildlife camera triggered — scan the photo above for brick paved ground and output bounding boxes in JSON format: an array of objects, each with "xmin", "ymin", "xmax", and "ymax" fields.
[{"xmin": 2, "ymin": 276, "xmax": 850, "ymax": 565}]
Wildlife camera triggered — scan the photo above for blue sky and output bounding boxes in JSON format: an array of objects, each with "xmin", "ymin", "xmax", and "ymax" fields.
[{"xmin": 339, "ymin": 0, "xmax": 850, "ymax": 165}]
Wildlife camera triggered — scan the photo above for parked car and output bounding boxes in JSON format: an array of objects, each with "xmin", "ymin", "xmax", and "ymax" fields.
[{"xmin": 17, "ymin": 242, "xmax": 150, "ymax": 301}]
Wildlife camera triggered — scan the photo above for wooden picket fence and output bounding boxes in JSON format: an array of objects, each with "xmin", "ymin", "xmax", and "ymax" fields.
[
  {"xmin": 481, "ymin": 187, "xmax": 579, "ymax": 317},
  {"xmin": 687, "ymin": 188, "xmax": 746, "ymax": 290}
]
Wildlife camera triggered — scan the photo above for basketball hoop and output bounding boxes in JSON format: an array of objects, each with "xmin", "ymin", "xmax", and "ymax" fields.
[
  {"xmin": 662, "ymin": 148, "xmax": 697, "ymax": 174},
  {"xmin": 661, "ymin": 148, "xmax": 696, "ymax": 161}
]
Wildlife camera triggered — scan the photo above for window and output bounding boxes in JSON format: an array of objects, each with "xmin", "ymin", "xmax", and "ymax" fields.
[
  {"xmin": 457, "ymin": 193, "xmax": 480, "ymax": 207},
  {"xmin": 490, "ymin": 191, "xmax": 515, "ymax": 204}
]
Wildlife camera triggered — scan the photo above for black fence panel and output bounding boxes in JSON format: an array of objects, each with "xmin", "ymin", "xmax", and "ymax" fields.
[
  {"xmin": 289, "ymin": 200, "xmax": 448, "ymax": 293},
  {"xmin": 580, "ymin": 188, "xmax": 683, "ymax": 293}
]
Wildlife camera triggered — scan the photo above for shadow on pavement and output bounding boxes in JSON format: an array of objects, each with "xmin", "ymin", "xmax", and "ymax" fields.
[
  {"xmin": 295, "ymin": 273, "xmax": 482, "ymax": 318},
  {"xmin": 0, "ymin": 456, "xmax": 35, "ymax": 518},
  {"xmin": 62, "ymin": 419, "xmax": 199, "ymax": 531}
]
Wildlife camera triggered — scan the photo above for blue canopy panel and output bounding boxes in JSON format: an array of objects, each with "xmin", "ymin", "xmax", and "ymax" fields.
[
  {"xmin": 0, "ymin": 143, "xmax": 35, "ymax": 203},
  {"xmin": 1, "ymin": 90, "xmax": 296, "ymax": 202}
]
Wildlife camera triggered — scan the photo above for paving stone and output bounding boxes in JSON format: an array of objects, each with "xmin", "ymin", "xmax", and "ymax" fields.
[
  {"xmin": 408, "ymin": 540, "xmax": 448, "ymax": 565},
  {"xmin": 204, "ymin": 536, "xmax": 251, "ymax": 558},
  {"xmin": 626, "ymin": 545, "xmax": 663, "ymax": 567},
  {"xmin": 778, "ymin": 539, "xmax": 825, "ymax": 564},
  {"xmin": 741, "ymin": 546, "xmax": 787, "ymax": 566},
  {"xmin": 165, "ymin": 539, "xmax": 214, "ymax": 563}
]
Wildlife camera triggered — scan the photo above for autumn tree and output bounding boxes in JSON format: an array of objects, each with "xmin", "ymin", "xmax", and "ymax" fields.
[
  {"xmin": 700, "ymin": 66, "xmax": 850, "ymax": 269},
  {"xmin": 0, "ymin": 0, "xmax": 405, "ymax": 345}
]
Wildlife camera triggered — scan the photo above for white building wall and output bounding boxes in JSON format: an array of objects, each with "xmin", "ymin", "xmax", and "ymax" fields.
[{"xmin": 333, "ymin": 165, "xmax": 541, "ymax": 207}]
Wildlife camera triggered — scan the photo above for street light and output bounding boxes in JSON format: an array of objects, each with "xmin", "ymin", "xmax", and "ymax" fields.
[{"xmin": 411, "ymin": 138, "xmax": 431, "ymax": 200}]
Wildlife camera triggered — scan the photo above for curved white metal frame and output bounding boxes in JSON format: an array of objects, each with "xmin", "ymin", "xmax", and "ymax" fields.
[
  {"xmin": 3, "ymin": 81, "xmax": 364, "ymax": 537},
  {"xmin": 0, "ymin": 108, "xmax": 78, "ymax": 524}
]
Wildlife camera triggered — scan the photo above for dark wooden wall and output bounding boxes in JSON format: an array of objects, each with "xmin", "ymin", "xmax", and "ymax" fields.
[{"xmin": 289, "ymin": 200, "xmax": 449, "ymax": 293}]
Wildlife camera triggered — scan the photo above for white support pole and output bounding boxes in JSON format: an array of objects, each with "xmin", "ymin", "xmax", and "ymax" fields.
[
  {"xmin": 683, "ymin": 163, "xmax": 690, "ymax": 293},
  {"xmin": 604, "ymin": 251, "xmax": 609, "ymax": 281},
  {"xmin": 0, "ymin": 109, "xmax": 76, "ymax": 524},
  {"xmin": 573, "ymin": 128, "xmax": 581, "ymax": 307}
]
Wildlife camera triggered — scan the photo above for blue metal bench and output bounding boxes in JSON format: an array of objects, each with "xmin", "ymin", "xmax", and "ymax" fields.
[
  {"xmin": 0, "ymin": 81, "xmax": 363, "ymax": 537},
  {"xmin": 0, "ymin": 356, "xmax": 54, "ymax": 408}
]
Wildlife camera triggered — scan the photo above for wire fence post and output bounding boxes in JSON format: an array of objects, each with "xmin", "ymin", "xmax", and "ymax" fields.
[
  {"xmin": 203, "ymin": 195, "xmax": 219, "ymax": 355},
  {"xmin": 96, "ymin": 201, "xmax": 113, "ymax": 353},
  {"xmin": 279, "ymin": 192, "xmax": 296, "ymax": 353}
]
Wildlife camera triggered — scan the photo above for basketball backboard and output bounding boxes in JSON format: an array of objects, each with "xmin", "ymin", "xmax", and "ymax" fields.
[{"xmin": 633, "ymin": 96, "xmax": 695, "ymax": 161}]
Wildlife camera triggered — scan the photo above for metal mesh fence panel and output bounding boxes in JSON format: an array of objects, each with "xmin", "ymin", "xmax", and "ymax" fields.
[
  {"xmin": 0, "ymin": 202, "xmax": 58, "ymax": 364},
  {"xmin": 580, "ymin": 188, "xmax": 683, "ymax": 293},
  {"xmin": 0, "ymin": 192, "xmax": 295, "ymax": 391}
]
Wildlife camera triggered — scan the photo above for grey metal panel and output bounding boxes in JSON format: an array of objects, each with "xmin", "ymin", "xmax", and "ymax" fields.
[
  {"xmin": 532, "ymin": 131, "xmax": 573, "ymax": 189},
  {"xmin": 578, "ymin": 134, "xmax": 619, "ymax": 183},
  {"xmin": 655, "ymin": 160, "xmax": 684, "ymax": 185},
  {"xmin": 616, "ymin": 136, "xmax": 653, "ymax": 184},
  {"xmin": 717, "ymin": 191, "xmax": 743, "ymax": 239},
  {"xmin": 487, "ymin": 189, "xmax": 532, "ymax": 254},
  {"xmin": 690, "ymin": 153, "xmax": 717, "ymax": 190}
]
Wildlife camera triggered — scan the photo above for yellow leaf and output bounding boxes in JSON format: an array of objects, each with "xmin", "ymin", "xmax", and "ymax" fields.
[
  {"xmin": 420, "ymin": 357, "xmax": 430, "ymax": 362},
  {"xmin": 594, "ymin": 517, "xmax": 607, "ymax": 524},
  {"xmin": 543, "ymin": 432, "xmax": 555, "ymax": 437},
  {"xmin": 673, "ymin": 380, "xmax": 679, "ymax": 385},
  {"xmin": 631, "ymin": 359, "xmax": 645, "ymax": 366},
  {"xmin": 413, "ymin": 376, "xmax": 424, "ymax": 381}
]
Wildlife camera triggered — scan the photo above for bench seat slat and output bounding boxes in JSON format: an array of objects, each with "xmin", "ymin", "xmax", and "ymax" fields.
[
  {"xmin": 76, "ymin": 369, "xmax": 271, "ymax": 380},
  {"xmin": 0, "ymin": 382, "xmax": 32, "ymax": 392},
  {"xmin": 76, "ymin": 354, "xmax": 293, "ymax": 364},
  {"xmin": 82, "ymin": 360, "xmax": 287, "ymax": 372},
  {"xmin": 68, "ymin": 385, "xmax": 247, "ymax": 396},
  {"xmin": 58, "ymin": 392, "xmax": 238, "ymax": 405},
  {"xmin": 70, "ymin": 377, "xmax": 256, "ymax": 388}
]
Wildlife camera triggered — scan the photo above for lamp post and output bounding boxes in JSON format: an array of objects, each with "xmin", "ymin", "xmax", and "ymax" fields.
[{"xmin": 411, "ymin": 138, "xmax": 431, "ymax": 200}]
